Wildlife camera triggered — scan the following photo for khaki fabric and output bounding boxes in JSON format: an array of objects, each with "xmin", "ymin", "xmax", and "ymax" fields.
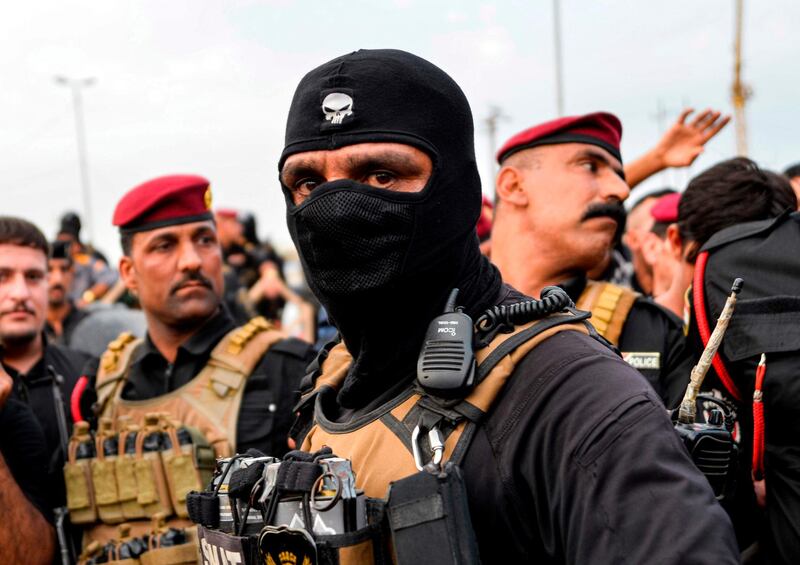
[
  {"xmin": 95, "ymin": 317, "xmax": 284, "ymax": 457},
  {"xmin": 85, "ymin": 317, "xmax": 284, "ymax": 549},
  {"xmin": 302, "ymin": 317, "xmax": 589, "ymax": 500},
  {"xmin": 575, "ymin": 280, "xmax": 639, "ymax": 346}
]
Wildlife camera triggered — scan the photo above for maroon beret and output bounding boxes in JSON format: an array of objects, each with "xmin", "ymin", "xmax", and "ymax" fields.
[
  {"xmin": 497, "ymin": 112, "xmax": 623, "ymax": 164},
  {"xmin": 215, "ymin": 208, "xmax": 238, "ymax": 220},
  {"xmin": 651, "ymin": 192, "xmax": 681, "ymax": 223},
  {"xmin": 113, "ymin": 174, "xmax": 213, "ymax": 233}
]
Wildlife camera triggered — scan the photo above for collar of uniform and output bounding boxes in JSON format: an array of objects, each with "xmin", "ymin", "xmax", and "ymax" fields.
[
  {"xmin": 134, "ymin": 309, "xmax": 235, "ymax": 364},
  {"xmin": 558, "ymin": 275, "xmax": 588, "ymax": 303}
]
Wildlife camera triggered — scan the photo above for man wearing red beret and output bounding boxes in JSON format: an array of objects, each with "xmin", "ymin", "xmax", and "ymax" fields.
[
  {"xmin": 75, "ymin": 174, "xmax": 314, "ymax": 545},
  {"xmin": 491, "ymin": 112, "xmax": 693, "ymax": 410}
]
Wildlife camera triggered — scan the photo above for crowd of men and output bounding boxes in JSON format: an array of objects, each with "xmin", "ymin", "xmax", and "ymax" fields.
[{"xmin": 1, "ymin": 47, "xmax": 799, "ymax": 564}]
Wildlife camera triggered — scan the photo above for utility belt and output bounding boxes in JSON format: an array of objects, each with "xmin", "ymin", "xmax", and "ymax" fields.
[
  {"xmin": 64, "ymin": 412, "xmax": 216, "ymax": 564},
  {"xmin": 186, "ymin": 447, "xmax": 475, "ymax": 565}
]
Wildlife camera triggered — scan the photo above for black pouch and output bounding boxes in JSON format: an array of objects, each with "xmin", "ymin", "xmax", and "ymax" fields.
[{"xmin": 386, "ymin": 463, "xmax": 481, "ymax": 565}]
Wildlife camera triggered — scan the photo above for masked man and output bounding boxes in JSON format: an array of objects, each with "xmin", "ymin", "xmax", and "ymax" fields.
[{"xmin": 280, "ymin": 49, "xmax": 738, "ymax": 563}]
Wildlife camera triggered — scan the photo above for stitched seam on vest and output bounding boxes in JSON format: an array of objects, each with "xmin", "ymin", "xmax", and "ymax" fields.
[
  {"xmin": 314, "ymin": 386, "xmax": 417, "ymax": 433},
  {"xmin": 379, "ymin": 413, "xmax": 413, "ymax": 451},
  {"xmin": 476, "ymin": 316, "xmax": 587, "ymax": 383}
]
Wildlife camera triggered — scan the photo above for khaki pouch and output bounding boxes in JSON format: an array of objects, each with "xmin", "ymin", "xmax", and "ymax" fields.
[
  {"xmin": 64, "ymin": 427, "xmax": 98, "ymax": 524},
  {"xmin": 135, "ymin": 430, "xmax": 174, "ymax": 518},
  {"xmin": 92, "ymin": 431, "xmax": 125, "ymax": 524},
  {"xmin": 161, "ymin": 425, "xmax": 214, "ymax": 518},
  {"xmin": 64, "ymin": 461, "xmax": 96, "ymax": 524},
  {"xmin": 139, "ymin": 544, "xmax": 198, "ymax": 565},
  {"xmin": 117, "ymin": 429, "xmax": 146, "ymax": 520}
]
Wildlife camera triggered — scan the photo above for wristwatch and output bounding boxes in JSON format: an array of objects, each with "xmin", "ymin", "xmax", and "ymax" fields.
[{"xmin": 82, "ymin": 289, "xmax": 97, "ymax": 304}]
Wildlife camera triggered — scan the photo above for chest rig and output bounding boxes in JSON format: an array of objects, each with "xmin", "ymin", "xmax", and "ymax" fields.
[
  {"xmin": 95, "ymin": 317, "xmax": 284, "ymax": 457},
  {"xmin": 295, "ymin": 311, "xmax": 592, "ymax": 501},
  {"xmin": 69, "ymin": 317, "xmax": 286, "ymax": 555}
]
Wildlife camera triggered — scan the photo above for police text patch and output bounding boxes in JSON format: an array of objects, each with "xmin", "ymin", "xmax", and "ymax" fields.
[{"xmin": 622, "ymin": 352, "xmax": 661, "ymax": 371}]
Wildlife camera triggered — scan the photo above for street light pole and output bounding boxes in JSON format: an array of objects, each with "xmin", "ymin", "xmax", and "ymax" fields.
[
  {"xmin": 553, "ymin": 0, "xmax": 565, "ymax": 117},
  {"xmin": 55, "ymin": 76, "xmax": 96, "ymax": 244}
]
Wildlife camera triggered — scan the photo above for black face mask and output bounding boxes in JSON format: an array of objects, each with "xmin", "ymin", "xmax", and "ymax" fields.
[{"xmin": 280, "ymin": 49, "xmax": 502, "ymax": 408}]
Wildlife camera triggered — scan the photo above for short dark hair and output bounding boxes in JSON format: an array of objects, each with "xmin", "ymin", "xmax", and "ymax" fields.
[
  {"xmin": 679, "ymin": 157, "xmax": 797, "ymax": 262},
  {"xmin": 120, "ymin": 232, "xmax": 134, "ymax": 256},
  {"xmin": 0, "ymin": 216, "xmax": 49, "ymax": 256},
  {"xmin": 784, "ymin": 162, "xmax": 800, "ymax": 180}
]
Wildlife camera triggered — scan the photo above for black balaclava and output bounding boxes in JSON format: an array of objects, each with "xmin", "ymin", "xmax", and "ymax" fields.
[{"xmin": 279, "ymin": 49, "xmax": 502, "ymax": 408}]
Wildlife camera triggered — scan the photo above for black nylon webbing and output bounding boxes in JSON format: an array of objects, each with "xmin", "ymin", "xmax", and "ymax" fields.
[{"xmin": 276, "ymin": 460, "xmax": 323, "ymax": 493}]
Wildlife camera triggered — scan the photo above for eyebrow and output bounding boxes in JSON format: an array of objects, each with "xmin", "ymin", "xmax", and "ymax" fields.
[
  {"xmin": 575, "ymin": 147, "xmax": 625, "ymax": 178},
  {"xmin": 281, "ymin": 151, "xmax": 425, "ymax": 185}
]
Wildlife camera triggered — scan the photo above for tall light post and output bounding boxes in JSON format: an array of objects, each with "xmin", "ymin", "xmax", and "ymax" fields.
[
  {"xmin": 553, "ymin": 0, "xmax": 565, "ymax": 116},
  {"xmin": 54, "ymin": 75, "xmax": 96, "ymax": 244}
]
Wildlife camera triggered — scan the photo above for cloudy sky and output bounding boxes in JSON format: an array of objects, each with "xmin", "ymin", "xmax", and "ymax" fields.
[{"xmin": 1, "ymin": 0, "xmax": 798, "ymax": 262}]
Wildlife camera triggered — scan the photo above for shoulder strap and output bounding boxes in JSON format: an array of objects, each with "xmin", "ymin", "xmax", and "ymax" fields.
[
  {"xmin": 204, "ymin": 317, "xmax": 286, "ymax": 397},
  {"xmin": 95, "ymin": 332, "xmax": 142, "ymax": 418},
  {"xmin": 461, "ymin": 311, "xmax": 591, "ymax": 417},
  {"xmin": 575, "ymin": 280, "xmax": 639, "ymax": 346}
]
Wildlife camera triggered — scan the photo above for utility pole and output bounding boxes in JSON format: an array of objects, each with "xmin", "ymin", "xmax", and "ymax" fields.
[
  {"xmin": 55, "ymin": 76, "xmax": 96, "ymax": 244},
  {"xmin": 731, "ymin": 0, "xmax": 751, "ymax": 157},
  {"xmin": 552, "ymin": 0, "xmax": 565, "ymax": 116},
  {"xmin": 485, "ymin": 105, "xmax": 508, "ymax": 179}
]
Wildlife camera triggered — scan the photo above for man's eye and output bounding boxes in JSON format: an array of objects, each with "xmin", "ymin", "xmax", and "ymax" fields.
[
  {"xmin": 154, "ymin": 242, "xmax": 173, "ymax": 252},
  {"xmin": 368, "ymin": 171, "xmax": 395, "ymax": 186},
  {"xmin": 581, "ymin": 161, "xmax": 598, "ymax": 173},
  {"xmin": 294, "ymin": 178, "xmax": 320, "ymax": 192},
  {"xmin": 26, "ymin": 273, "xmax": 44, "ymax": 283},
  {"xmin": 198, "ymin": 235, "xmax": 216, "ymax": 246}
]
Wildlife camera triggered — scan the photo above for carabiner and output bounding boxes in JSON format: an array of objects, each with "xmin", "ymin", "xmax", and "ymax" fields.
[{"xmin": 412, "ymin": 423, "xmax": 445, "ymax": 471}]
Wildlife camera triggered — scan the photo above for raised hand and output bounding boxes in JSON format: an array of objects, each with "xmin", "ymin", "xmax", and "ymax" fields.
[{"xmin": 655, "ymin": 108, "xmax": 731, "ymax": 168}]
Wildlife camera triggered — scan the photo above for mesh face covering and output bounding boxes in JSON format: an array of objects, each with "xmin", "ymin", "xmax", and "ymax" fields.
[{"xmin": 280, "ymin": 49, "xmax": 502, "ymax": 408}]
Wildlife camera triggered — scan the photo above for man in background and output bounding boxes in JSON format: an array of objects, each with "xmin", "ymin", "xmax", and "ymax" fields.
[
  {"xmin": 46, "ymin": 240, "xmax": 88, "ymax": 346},
  {"xmin": 490, "ymin": 113, "xmax": 692, "ymax": 408}
]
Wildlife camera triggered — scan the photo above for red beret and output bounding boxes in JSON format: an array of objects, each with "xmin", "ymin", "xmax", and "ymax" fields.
[
  {"xmin": 497, "ymin": 112, "xmax": 623, "ymax": 164},
  {"xmin": 113, "ymin": 174, "xmax": 213, "ymax": 233},
  {"xmin": 215, "ymin": 208, "xmax": 238, "ymax": 219},
  {"xmin": 651, "ymin": 192, "xmax": 681, "ymax": 223}
]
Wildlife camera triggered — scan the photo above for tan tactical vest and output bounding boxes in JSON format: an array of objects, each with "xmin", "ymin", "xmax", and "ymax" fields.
[
  {"xmin": 73, "ymin": 317, "xmax": 286, "ymax": 555},
  {"xmin": 575, "ymin": 280, "xmax": 639, "ymax": 346},
  {"xmin": 95, "ymin": 316, "xmax": 285, "ymax": 457},
  {"xmin": 300, "ymin": 314, "xmax": 591, "ymax": 500}
]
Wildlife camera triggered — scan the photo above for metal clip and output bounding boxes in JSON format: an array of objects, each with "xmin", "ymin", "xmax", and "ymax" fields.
[{"xmin": 412, "ymin": 423, "xmax": 445, "ymax": 471}]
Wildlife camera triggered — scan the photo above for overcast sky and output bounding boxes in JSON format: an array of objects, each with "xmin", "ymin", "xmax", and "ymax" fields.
[{"xmin": 1, "ymin": 0, "xmax": 798, "ymax": 263}]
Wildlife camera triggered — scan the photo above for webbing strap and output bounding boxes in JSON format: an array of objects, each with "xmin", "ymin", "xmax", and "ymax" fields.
[{"xmin": 474, "ymin": 310, "xmax": 591, "ymax": 384}]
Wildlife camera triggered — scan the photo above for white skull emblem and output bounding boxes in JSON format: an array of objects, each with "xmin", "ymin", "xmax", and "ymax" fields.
[{"xmin": 322, "ymin": 92, "xmax": 354, "ymax": 125}]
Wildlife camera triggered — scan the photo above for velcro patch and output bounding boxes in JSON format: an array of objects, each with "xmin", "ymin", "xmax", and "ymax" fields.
[{"xmin": 622, "ymin": 352, "xmax": 661, "ymax": 371}]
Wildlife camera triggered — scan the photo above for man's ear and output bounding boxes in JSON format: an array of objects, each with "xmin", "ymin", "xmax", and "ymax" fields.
[
  {"xmin": 665, "ymin": 223, "xmax": 685, "ymax": 261},
  {"xmin": 495, "ymin": 166, "xmax": 529, "ymax": 208},
  {"xmin": 118, "ymin": 255, "xmax": 137, "ymax": 294}
]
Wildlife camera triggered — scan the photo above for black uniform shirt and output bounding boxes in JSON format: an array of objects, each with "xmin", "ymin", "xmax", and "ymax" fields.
[
  {"xmin": 561, "ymin": 276, "xmax": 693, "ymax": 409},
  {"xmin": 0, "ymin": 398, "xmax": 53, "ymax": 523},
  {"xmin": 111, "ymin": 310, "xmax": 314, "ymax": 457},
  {"xmin": 309, "ymin": 285, "xmax": 739, "ymax": 563},
  {"xmin": 45, "ymin": 300, "xmax": 89, "ymax": 347},
  {"xmin": 4, "ymin": 339, "xmax": 88, "ymax": 476}
]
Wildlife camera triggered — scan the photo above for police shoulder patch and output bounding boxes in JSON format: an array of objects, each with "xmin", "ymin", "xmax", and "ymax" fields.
[{"xmin": 621, "ymin": 351, "xmax": 661, "ymax": 371}]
